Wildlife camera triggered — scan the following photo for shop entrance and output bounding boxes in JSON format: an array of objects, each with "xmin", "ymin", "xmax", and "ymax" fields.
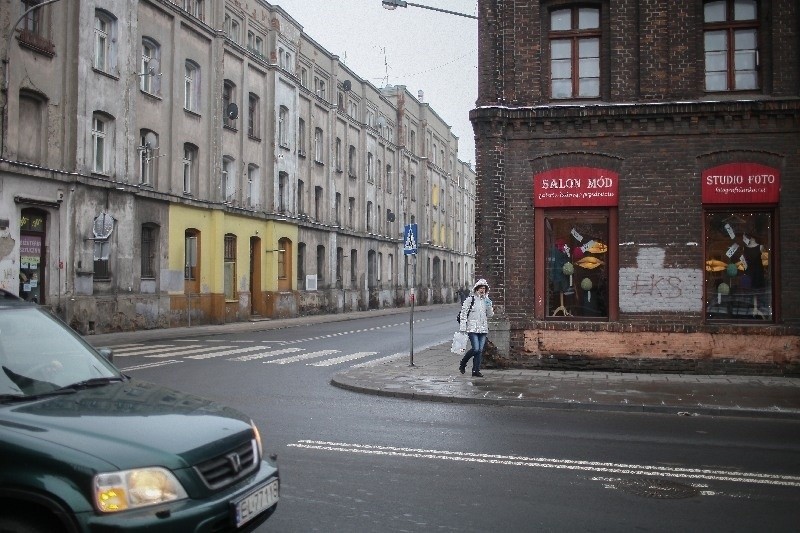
[{"xmin": 19, "ymin": 208, "xmax": 47, "ymax": 304}]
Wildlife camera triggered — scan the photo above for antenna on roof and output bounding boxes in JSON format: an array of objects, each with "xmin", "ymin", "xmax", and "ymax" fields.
[{"xmin": 382, "ymin": 47, "xmax": 390, "ymax": 87}]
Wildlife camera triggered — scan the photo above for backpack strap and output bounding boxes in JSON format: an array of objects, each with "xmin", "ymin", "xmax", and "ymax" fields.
[{"xmin": 466, "ymin": 296, "xmax": 475, "ymax": 320}]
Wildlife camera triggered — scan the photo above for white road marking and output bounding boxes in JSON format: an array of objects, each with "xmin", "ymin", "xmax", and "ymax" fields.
[
  {"xmin": 117, "ymin": 345, "xmax": 204, "ymax": 357},
  {"xmin": 352, "ymin": 339, "xmax": 449, "ymax": 368},
  {"xmin": 120, "ymin": 360, "xmax": 184, "ymax": 371},
  {"xmin": 110, "ymin": 344, "xmax": 174, "ymax": 356},
  {"xmin": 264, "ymin": 350, "xmax": 341, "ymax": 364},
  {"xmin": 287, "ymin": 440, "xmax": 800, "ymax": 488},
  {"xmin": 183, "ymin": 346, "xmax": 279, "ymax": 360},
  {"xmin": 145, "ymin": 345, "xmax": 245, "ymax": 358},
  {"xmin": 308, "ymin": 352, "xmax": 377, "ymax": 367},
  {"xmin": 228, "ymin": 347, "xmax": 304, "ymax": 361}
]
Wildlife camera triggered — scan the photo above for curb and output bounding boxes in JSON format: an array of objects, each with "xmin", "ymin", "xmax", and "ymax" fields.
[{"xmin": 329, "ymin": 376, "xmax": 800, "ymax": 420}]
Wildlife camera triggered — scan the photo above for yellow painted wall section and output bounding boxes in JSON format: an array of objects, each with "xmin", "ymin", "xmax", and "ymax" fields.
[{"xmin": 169, "ymin": 205, "xmax": 298, "ymax": 294}]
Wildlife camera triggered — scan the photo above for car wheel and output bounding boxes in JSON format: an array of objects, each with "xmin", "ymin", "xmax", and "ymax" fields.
[{"xmin": 0, "ymin": 514, "xmax": 63, "ymax": 533}]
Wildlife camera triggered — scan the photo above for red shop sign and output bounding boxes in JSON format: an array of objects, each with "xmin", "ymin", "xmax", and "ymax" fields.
[
  {"xmin": 702, "ymin": 163, "xmax": 780, "ymax": 204},
  {"xmin": 534, "ymin": 167, "xmax": 619, "ymax": 207}
]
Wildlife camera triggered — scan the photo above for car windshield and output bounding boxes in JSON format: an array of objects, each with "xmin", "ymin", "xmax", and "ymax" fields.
[{"xmin": 0, "ymin": 306, "xmax": 121, "ymax": 398}]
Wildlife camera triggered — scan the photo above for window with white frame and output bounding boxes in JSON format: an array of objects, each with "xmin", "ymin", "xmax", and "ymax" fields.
[
  {"xmin": 139, "ymin": 129, "xmax": 158, "ymax": 185},
  {"xmin": 184, "ymin": 61, "xmax": 200, "ymax": 112},
  {"xmin": 247, "ymin": 164, "xmax": 259, "ymax": 207},
  {"xmin": 182, "ymin": 143, "xmax": 198, "ymax": 194},
  {"xmin": 92, "ymin": 113, "xmax": 111, "ymax": 174},
  {"xmin": 140, "ymin": 38, "xmax": 160, "ymax": 94},
  {"xmin": 314, "ymin": 127, "xmax": 323, "ymax": 162},
  {"xmin": 549, "ymin": 6, "xmax": 601, "ymax": 99},
  {"xmin": 222, "ymin": 156, "xmax": 235, "ymax": 201},
  {"xmin": 93, "ymin": 11, "xmax": 116, "ymax": 73},
  {"xmin": 183, "ymin": 0, "xmax": 204, "ymax": 20}
]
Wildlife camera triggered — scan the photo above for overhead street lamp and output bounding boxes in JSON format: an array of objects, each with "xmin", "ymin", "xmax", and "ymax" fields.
[{"xmin": 381, "ymin": 0, "xmax": 478, "ymax": 20}]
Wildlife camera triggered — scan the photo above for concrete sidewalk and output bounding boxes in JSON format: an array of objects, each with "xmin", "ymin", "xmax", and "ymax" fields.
[
  {"xmin": 331, "ymin": 342, "xmax": 800, "ymax": 420},
  {"xmin": 84, "ymin": 305, "xmax": 800, "ymax": 420}
]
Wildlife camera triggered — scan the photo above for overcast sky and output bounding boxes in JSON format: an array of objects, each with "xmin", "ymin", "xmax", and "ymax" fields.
[{"xmin": 273, "ymin": 0, "xmax": 479, "ymax": 165}]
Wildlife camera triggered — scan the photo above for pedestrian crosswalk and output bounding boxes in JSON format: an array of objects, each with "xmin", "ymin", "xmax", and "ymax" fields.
[{"xmin": 111, "ymin": 342, "xmax": 381, "ymax": 371}]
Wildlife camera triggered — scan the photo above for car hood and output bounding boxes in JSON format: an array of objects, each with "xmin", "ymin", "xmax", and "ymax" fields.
[{"xmin": 0, "ymin": 380, "xmax": 253, "ymax": 471}]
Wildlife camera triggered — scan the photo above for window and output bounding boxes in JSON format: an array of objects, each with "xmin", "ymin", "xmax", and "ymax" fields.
[
  {"xmin": 704, "ymin": 0, "xmax": 759, "ymax": 91},
  {"xmin": 314, "ymin": 76, "xmax": 326, "ymax": 99},
  {"xmin": 366, "ymin": 201, "xmax": 373, "ymax": 232},
  {"xmin": 184, "ymin": 61, "xmax": 200, "ymax": 112},
  {"xmin": 300, "ymin": 67, "xmax": 308, "ymax": 87},
  {"xmin": 182, "ymin": 143, "xmax": 198, "ymax": 194},
  {"xmin": 248, "ymin": 93, "xmax": 260, "ymax": 138},
  {"xmin": 297, "ymin": 243, "xmax": 306, "ymax": 281},
  {"xmin": 93, "ymin": 11, "xmax": 116, "ymax": 73},
  {"xmin": 92, "ymin": 213, "xmax": 114, "ymax": 281},
  {"xmin": 409, "ymin": 130, "xmax": 416, "ymax": 154},
  {"xmin": 367, "ymin": 152, "xmax": 374, "ymax": 183},
  {"xmin": 545, "ymin": 211, "xmax": 609, "ymax": 318},
  {"xmin": 297, "ymin": 179, "xmax": 304, "ymax": 214},
  {"xmin": 224, "ymin": 14, "xmax": 240, "ymax": 43},
  {"xmin": 184, "ymin": 229, "xmax": 199, "ymax": 281},
  {"xmin": 348, "ymin": 145, "xmax": 356, "ymax": 177},
  {"xmin": 335, "ymin": 192, "xmax": 342, "ymax": 225},
  {"xmin": 410, "ymin": 174, "xmax": 416, "ymax": 201},
  {"xmin": 350, "ymin": 249, "xmax": 357, "ymax": 287},
  {"xmin": 278, "ymin": 238, "xmax": 290, "ymax": 280},
  {"xmin": 314, "ymin": 186, "xmax": 323, "ymax": 221},
  {"xmin": 549, "ymin": 7, "xmax": 600, "ymax": 99},
  {"xmin": 224, "ymin": 234, "xmax": 237, "ymax": 300},
  {"xmin": 223, "ymin": 80, "xmax": 236, "ymax": 129},
  {"xmin": 298, "ymin": 118, "xmax": 306, "ymax": 156},
  {"xmin": 139, "ymin": 129, "xmax": 158, "ymax": 185},
  {"xmin": 140, "ymin": 38, "xmax": 161, "ymax": 94},
  {"xmin": 705, "ymin": 210, "xmax": 773, "ymax": 321},
  {"xmin": 388, "ymin": 253, "xmax": 394, "ymax": 283},
  {"xmin": 336, "ymin": 247, "xmax": 344, "ymax": 288},
  {"xmin": 335, "ymin": 137, "xmax": 342, "ymax": 171},
  {"xmin": 21, "ymin": 0, "xmax": 45, "ymax": 38},
  {"xmin": 314, "ymin": 128, "xmax": 323, "ymax": 162},
  {"xmin": 141, "ymin": 225, "xmax": 157, "ymax": 279},
  {"xmin": 222, "ymin": 156, "xmax": 235, "ymax": 201},
  {"xmin": 247, "ymin": 164, "xmax": 260, "ymax": 207},
  {"xmin": 348, "ymin": 197, "xmax": 355, "ymax": 228},
  {"xmin": 17, "ymin": 90, "xmax": 46, "ymax": 164},
  {"xmin": 316, "ymin": 245, "xmax": 325, "ymax": 281},
  {"xmin": 278, "ymin": 172, "xmax": 288, "ymax": 211},
  {"xmin": 91, "ymin": 113, "xmax": 110, "ymax": 174},
  {"xmin": 183, "ymin": 0, "xmax": 204, "ymax": 20},
  {"xmin": 278, "ymin": 106, "xmax": 289, "ymax": 147},
  {"xmin": 386, "ymin": 164, "xmax": 392, "ymax": 193}
]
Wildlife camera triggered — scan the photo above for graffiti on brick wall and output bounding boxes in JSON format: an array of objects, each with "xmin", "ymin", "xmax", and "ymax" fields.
[{"xmin": 619, "ymin": 247, "xmax": 702, "ymax": 312}]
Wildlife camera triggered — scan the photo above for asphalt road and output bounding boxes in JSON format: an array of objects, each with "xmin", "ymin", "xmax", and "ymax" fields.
[{"xmin": 106, "ymin": 307, "xmax": 800, "ymax": 532}]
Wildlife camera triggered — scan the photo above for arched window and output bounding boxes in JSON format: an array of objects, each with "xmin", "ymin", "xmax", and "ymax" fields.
[{"xmin": 141, "ymin": 37, "xmax": 161, "ymax": 94}]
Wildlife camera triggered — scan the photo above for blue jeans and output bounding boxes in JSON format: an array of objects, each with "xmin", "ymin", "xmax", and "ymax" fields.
[{"xmin": 460, "ymin": 332, "xmax": 487, "ymax": 373}]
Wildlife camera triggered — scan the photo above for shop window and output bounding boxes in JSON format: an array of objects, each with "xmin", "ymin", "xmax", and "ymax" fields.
[
  {"xmin": 704, "ymin": 211, "xmax": 773, "ymax": 321},
  {"xmin": 184, "ymin": 229, "xmax": 199, "ymax": 281},
  {"xmin": 545, "ymin": 211, "xmax": 610, "ymax": 318}
]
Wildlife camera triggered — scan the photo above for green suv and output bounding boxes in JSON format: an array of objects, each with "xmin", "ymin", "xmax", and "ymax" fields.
[{"xmin": 0, "ymin": 292, "xmax": 279, "ymax": 532}]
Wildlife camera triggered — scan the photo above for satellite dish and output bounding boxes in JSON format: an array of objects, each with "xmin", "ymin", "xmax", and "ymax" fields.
[
  {"xmin": 343, "ymin": 80, "xmax": 351, "ymax": 91},
  {"xmin": 227, "ymin": 102, "xmax": 239, "ymax": 120},
  {"xmin": 144, "ymin": 131, "xmax": 158, "ymax": 149}
]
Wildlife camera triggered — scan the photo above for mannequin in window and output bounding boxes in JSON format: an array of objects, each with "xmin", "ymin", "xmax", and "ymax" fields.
[{"xmin": 742, "ymin": 233, "xmax": 765, "ymax": 289}]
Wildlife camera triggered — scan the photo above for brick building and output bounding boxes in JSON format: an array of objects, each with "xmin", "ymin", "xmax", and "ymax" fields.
[{"xmin": 471, "ymin": 0, "xmax": 799, "ymax": 373}]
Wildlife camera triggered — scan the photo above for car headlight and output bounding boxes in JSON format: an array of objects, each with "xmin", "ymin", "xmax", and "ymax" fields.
[
  {"xmin": 94, "ymin": 467, "xmax": 188, "ymax": 513},
  {"xmin": 250, "ymin": 420, "xmax": 263, "ymax": 459}
]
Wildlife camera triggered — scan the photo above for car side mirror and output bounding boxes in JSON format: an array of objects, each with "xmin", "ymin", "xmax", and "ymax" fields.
[{"xmin": 97, "ymin": 348, "xmax": 114, "ymax": 364}]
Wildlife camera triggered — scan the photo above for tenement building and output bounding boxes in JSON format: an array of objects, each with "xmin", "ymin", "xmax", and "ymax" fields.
[
  {"xmin": 0, "ymin": 0, "xmax": 475, "ymax": 332},
  {"xmin": 471, "ymin": 0, "xmax": 799, "ymax": 373}
]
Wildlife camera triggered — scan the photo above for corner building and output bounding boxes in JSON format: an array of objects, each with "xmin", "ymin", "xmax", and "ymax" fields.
[{"xmin": 471, "ymin": 0, "xmax": 799, "ymax": 373}]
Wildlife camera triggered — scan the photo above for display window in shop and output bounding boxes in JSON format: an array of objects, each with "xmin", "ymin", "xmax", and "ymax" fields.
[
  {"xmin": 534, "ymin": 167, "xmax": 619, "ymax": 320},
  {"xmin": 702, "ymin": 162, "xmax": 780, "ymax": 322}
]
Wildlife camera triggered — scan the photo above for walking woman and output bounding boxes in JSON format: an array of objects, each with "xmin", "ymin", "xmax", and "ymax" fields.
[{"xmin": 458, "ymin": 279, "xmax": 494, "ymax": 377}]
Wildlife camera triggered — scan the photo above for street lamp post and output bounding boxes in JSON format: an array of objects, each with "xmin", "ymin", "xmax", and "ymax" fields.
[{"xmin": 381, "ymin": 0, "xmax": 478, "ymax": 20}]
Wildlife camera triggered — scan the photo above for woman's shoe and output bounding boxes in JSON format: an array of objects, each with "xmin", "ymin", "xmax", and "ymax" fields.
[
  {"xmin": 472, "ymin": 371, "xmax": 484, "ymax": 377},
  {"xmin": 458, "ymin": 364, "xmax": 466, "ymax": 374}
]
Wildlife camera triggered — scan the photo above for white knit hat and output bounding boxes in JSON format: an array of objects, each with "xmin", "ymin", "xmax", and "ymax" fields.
[{"xmin": 473, "ymin": 278, "xmax": 490, "ymax": 291}]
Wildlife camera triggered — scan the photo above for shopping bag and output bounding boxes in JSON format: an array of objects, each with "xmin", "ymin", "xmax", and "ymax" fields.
[{"xmin": 451, "ymin": 331, "xmax": 468, "ymax": 354}]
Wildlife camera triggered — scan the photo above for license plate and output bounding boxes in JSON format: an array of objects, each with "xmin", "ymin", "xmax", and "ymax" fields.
[{"xmin": 233, "ymin": 479, "xmax": 279, "ymax": 528}]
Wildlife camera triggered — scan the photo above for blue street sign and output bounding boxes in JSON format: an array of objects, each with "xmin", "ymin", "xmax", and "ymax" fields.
[{"xmin": 403, "ymin": 223, "xmax": 418, "ymax": 255}]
